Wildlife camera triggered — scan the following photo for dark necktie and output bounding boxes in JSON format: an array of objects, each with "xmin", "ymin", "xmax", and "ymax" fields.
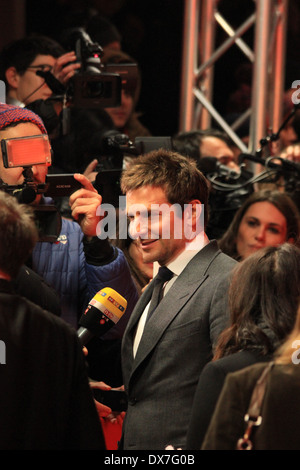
[{"xmin": 146, "ymin": 266, "xmax": 173, "ymax": 322}]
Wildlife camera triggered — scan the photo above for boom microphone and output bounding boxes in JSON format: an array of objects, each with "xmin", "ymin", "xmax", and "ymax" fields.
[
  {"xmin": 77, "ymin": 287, "xmax": 127, "ymax": 345},
  {"xmin": 238, "ymin": 153, "xmax": 267, "ymax": 166},
  {"xmin": 239, "ymin": 153, "xmax": 300, "ymax": 173}
]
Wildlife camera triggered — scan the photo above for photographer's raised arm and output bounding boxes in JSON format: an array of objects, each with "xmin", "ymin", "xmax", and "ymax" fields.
[{"xmin": 69, "ymin": 173, "xmax": 117, "ymax": 265}]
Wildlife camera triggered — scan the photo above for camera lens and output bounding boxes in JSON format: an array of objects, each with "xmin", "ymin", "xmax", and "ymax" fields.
[{"xmin": 83, "ymin": 80, "xmax": 111, "ymax": 99}]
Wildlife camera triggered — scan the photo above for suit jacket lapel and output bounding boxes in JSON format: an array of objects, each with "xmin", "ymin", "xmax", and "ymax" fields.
[
  {"xmin": 127, "ymin": 240, "xmax": 221, "ymax": 377},
  {"xmin": 132, "ymin": 271, "xmax": 208, "ymax": 371}
]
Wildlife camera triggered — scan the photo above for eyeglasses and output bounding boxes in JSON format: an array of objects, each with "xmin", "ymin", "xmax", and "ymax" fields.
[{"xmin": 26, "ymin": 64, "xmax": 53, "ymax": 74}]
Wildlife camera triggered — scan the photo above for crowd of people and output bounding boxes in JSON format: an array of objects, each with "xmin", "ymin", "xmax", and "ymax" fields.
[{"xmin": 0, "ymin": 9, "xmax": 300, "ymax": 452}]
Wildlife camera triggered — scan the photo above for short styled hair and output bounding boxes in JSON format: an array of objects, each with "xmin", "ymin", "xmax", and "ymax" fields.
[
  {"xmin": 0, "ymin": 35, "xmax": 65, "ymax": 84},
  {"xmin": 120, "ymin": 149, "xmax": 210, "ymax": 226},
  {"xmin": 172, "ymin": 128, "xmax": 232, "ymax": 163},
  {"xmin": 0, "ymin": 191, "xmax": 38, "ymax": 278}
]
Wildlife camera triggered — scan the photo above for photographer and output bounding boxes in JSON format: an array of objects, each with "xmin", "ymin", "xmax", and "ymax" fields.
[
  {"xmin": 0, "ymin": 103, "xmax": 139, "ymax": 332},
  {"xmin": 172, "ymin": 128, "xmax": 239, "ymax": 172},
  {"xmin": 0, "ymin": 34, "xmax": 80, "ymax": 117},
  {"xmin": 50, "ymin": 40, "xmax": 151, "ymax": 178}
]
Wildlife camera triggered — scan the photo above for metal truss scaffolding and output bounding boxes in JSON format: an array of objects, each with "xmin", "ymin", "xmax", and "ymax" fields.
[{"xmin": 179, "ymin": 0, "xmax": 289, "ymax": 155}]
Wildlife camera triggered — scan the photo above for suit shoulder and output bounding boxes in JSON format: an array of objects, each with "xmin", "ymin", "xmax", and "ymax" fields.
[
  {"xmin": 207, "ymin": 251, "xmax": 237, "ymax": 280},
  {"xmin": 215, "ymin": 250, "xmax": 237, "ymax": 267}
]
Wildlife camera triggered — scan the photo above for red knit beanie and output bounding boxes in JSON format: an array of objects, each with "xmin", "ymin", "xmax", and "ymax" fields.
[{"xmin": 0, "ymin": 103, "xmax": 47, "ymax": 134}]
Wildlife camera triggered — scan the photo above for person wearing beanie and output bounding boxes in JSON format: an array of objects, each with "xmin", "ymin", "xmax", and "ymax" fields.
[
  {"xmin": 0, "ymin": 103, "xmax": 61, "ymax": 315},
  {"xmin": 0, "ymin": 103, "xmax": 138, "ymax": 338}
]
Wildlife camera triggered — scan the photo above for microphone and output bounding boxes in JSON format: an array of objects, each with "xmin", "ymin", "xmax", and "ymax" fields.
[
  {"xmin": 238, "ymin": 153, "xmax": 267, "ymax": 166},
  {"xmin": 198, "ymin": 156, "xmax": 241, "ymax": 179},
  {"xmin": 274, "ymin": 157, "xmax": 300, "ymax": 173},
  {"xmin": 239, "ymin": 153, "xmax": 300, "ymax": 174},
  {"xmin": 77, "ymin": 287, "xmax": 127, "ymax": 345}
]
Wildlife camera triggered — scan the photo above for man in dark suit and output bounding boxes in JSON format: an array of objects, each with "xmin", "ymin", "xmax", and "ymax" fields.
[{"xmin": 119, "ymin": 149, "xmax": 237, "ymax": 450}]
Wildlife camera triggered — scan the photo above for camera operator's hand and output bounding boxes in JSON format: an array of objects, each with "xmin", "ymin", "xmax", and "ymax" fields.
[
  {"xmin": 69, "ymin": 173, "xmax": 103, "ymax": 237},
  {"xmin": 52, "ymin": 51, "xmax": 81, "ymax": 85}
]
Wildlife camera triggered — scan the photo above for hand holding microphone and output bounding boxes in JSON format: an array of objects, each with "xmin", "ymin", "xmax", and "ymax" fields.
[{"xmin": 78, "ymin": 287, "xmax": 128, "ymax": 415}]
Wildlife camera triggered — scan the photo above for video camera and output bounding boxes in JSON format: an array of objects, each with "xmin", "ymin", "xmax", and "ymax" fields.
[
  {"xmin": 65, "ymin": 28, "xmax": 122, "ymax": 108},
  {"xmin": 0, "ymin": 134, "xmax": 83, "ymax": 242},
  {"xmin": 36, "ymin": 29, "xmax": 138, "ymax": 110}
]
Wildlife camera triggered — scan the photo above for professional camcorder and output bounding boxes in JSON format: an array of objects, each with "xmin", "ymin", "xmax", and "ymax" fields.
[
  {"xmin": 36, "ymin": 29, "xmax": 138, "ymax": 110},
  {"xmin": 64, "ymin": 28, "xmax": 122, "ymax": 108},
  {"xmin": 27, "ymin": 29, "xmax": 139, "ymax": 136}
]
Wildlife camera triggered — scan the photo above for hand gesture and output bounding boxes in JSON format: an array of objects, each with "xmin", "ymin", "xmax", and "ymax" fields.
[{"xmin": 69, "ymin": 173, "xmax": 103, "ymax": 237}]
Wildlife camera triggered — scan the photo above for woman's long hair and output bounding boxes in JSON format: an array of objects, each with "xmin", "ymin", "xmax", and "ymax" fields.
[
  {"xmin": 276, "ymin": 306, "xmax": 300, "ymax": 364},
  {"xmin": 218, "ymin": 190, "xmax": 300, "ymax": 260},
  {"xmin": 213, "ymin": 243, "xmax": 300, "ymax": 360}
]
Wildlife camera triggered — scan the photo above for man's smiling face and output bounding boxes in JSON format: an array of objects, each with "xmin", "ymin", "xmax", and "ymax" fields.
[{"xmin": 126, "ymin": 185, "xmax": 187, "ymax": 266}]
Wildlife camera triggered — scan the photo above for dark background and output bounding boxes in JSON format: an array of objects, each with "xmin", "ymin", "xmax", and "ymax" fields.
[{"xmin": 2, "ymin": 0, "xmax": 300, "ymax": 137}]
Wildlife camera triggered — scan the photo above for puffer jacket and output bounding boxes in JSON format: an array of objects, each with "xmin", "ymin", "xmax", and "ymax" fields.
[{"xmin": 32, "ymin": 217, "xmax": 139, "ymax": 338}]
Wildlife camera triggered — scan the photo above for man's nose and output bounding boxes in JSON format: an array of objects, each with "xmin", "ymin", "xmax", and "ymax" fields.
[{"xmin": 129, "ymin": 216, "xmax": 148, "ymax": 239}]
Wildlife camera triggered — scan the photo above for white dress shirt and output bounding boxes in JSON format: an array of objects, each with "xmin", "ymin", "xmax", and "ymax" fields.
[{"xmin": 133, "ymin": 232, "xmax": 209, "ymax": 356}]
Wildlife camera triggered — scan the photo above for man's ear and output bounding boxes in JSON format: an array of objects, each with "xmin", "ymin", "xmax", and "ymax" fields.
[
  {"xmin": 184, "ymin": 199, "xmax": 204, "ymax": 239},
  {"xmin": 185, "ymin": 199, "xmax": 202, "ymax": 220},
  {"xmin": 5, "ymin": 67, "xmax": 20, "ymax": 89}
]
